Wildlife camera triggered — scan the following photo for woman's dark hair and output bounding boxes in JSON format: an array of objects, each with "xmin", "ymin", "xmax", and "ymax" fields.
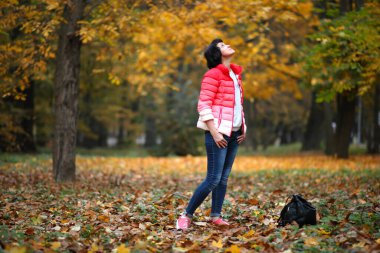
[{"xmin": 204, "ymin": 38, "xmax": 223, "ymax": 69}]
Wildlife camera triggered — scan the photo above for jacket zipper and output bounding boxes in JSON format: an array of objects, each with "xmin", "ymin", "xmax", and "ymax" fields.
[{"xmin": 230, "ymin": 73, "xmax": 235, "ymax": 136}]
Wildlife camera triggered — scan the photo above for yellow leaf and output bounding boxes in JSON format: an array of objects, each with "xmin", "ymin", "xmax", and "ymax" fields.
[
  {"xmin": 88, "ymin": 242, "xmax": 99, "ymax": 253},
  {"xmin": 304, "ymin": 237, "xmax": 319, "ymax": 246},
  {"xmin": 31, "ymin": 216, "xmax": 42, "ymax": 225},
  {"xmin": 6, "ymin": 246, "xmax": 27, "ymax": 253},
  {"xmin": 212, "ymin": 239, "xmax": 223, "ymax": 249},
  {"xmin": 50, "ymin": 241, "xmax": 61, "ymax": 250},
  {"xmin": 116, "ymin": 244, "xmax": 131, "ymax": 253},
  {"xmin": 352, "ymin": 241, "xmax": 366, "ymax": 248},
  {"xmin": 318, "ymin": 228, "xmax": 331, "ymax": 235},
  {"xmin": 108, "ymin": 73, "xmax": 121, "ymax": 85},
  {"xmin": 225, "ymin": 244, "xmax": 240, "ymax": 253},
  {"xmin": 376, "ymin": 238, "xmax": 380, "ymax": 244},
  {"xmin": 243, "ymin": 229, "xmax": 255, "ymax": 238}
]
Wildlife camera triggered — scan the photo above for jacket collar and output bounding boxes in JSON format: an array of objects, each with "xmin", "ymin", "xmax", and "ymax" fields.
[{"xmin": 216, "ymin": 63, "xmax": 243, "ymax": 76}]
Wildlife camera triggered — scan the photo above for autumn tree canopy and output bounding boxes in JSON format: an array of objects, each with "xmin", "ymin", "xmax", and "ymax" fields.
[{"xmin": 0, "ymin": 0, "xmax": 378, "ymax": 158}]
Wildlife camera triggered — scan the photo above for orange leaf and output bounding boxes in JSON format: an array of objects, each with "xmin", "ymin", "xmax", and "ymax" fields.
[{"xmin": 98, "ymin": 215, "xmax": 110, "ymax": 222}]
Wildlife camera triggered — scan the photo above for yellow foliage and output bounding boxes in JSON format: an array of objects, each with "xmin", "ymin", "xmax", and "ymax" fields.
[{"xmin": 1, "ymin": 0, "xmax": 315, "ymax": 100}]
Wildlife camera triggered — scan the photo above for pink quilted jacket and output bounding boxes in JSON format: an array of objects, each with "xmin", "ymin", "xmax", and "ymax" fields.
[{"xmin": 196, "ymin": 63, "xmax": 247, "ymax": 137}]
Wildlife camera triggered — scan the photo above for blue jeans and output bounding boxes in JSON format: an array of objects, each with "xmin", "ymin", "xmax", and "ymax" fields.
[{"xmin": 185, "ymin": 129, "xmax": 241, "ymax": 217}]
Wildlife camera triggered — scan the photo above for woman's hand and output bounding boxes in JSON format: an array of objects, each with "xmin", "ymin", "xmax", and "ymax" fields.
[
  {"xmin": 237, "ymin": 133, "xmax": 246, "ymax": 144},
  {"xmin": 211, "ymin": 131, "xmax": 228, "ymax": 148}
]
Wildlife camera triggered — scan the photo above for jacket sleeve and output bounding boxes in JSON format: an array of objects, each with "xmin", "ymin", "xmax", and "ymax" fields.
[{"xmin": 197, "ymin": 70, "xmax": 219, "ymax": 122}]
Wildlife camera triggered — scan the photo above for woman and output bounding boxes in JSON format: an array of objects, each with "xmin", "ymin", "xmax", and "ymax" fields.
[{"xmin": 176, "ymin": 38, "xmax": 247, "ymax": 230}]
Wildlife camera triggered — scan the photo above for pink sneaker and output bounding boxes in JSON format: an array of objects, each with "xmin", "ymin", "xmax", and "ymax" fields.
[
  {"xmin": 211, "ymin": 217, "xmax": 230, "ymax": 226},
  {"xmin": 176, "ymin": 214, "xmax": 191, "ymax": 230}
]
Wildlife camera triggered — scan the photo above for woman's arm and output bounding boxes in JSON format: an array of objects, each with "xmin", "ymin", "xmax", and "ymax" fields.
[{"xmin": 197, "ymin": 70, "xmax": 219, "ymax": 122}]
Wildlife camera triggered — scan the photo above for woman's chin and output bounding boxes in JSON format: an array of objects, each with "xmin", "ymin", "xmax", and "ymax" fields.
[{"xmin": 224, "ymin": 53, "xmax": 235, "ymax": 58}]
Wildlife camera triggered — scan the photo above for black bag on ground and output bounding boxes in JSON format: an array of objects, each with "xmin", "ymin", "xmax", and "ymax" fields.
[{"xmin": 277, "ymin": 194, "xmax": 317, "ymax": 228}]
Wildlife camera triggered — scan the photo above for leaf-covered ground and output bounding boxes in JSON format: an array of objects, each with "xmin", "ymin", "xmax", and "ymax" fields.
[{"xmin": 0, "ymin": 155, "xmax": 380, "ymax": 252}]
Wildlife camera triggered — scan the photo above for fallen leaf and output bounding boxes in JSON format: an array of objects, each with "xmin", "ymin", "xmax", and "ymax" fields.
[
  {"xmin": 50, "ymin": 241, "xmax": 61, "ymax": 250},
  {"xmin": 248, "ymin": 198, "xmax": 259, "ymax": 205},
  {"xmin": 211, "ymin": 239, "xmax": 223, "ymax": 249},
  {"xmin": 88, "ymin": 242, "xmax": 99, "ymax": 253},
  {"xmin": 304, "ymin": 237, "xmax": 319, "ymax": 246},
  {"xmin": 70, "ymin": 225, "xmax": 81, "ymax": 232},
  {"xmin": 225, "ymin": 245, "xmax": 241, "ymax": 253},
  {"xmin": 172, "ymin": 246, "xmax": 189, "ymax": 252},
  {"xmin": 98, "ymin": 214, "xmax": 110, "ymax": 222},
  {"xmin": 193, "ymin": 222, "xmax": 207, "ymax": 226},
  {"xmin": 52, "ymin": 225, "xmax": 61, "ymax": 231},
  {"xmin": 31, "ymin": 216, "xmax": 42, "ymax": 225},
  {"xmin": 243, "ymin": 229, "xmax": 255, "ymax": 238},
  {"xmin": 6, "ymin": 246, "xmax": 27, "ymax": 253},
  {"xmin": 352, "ymin": 241, "xmax": 366, "ymax": 248},
  {"xmin": 318, "ymin": 228, "xmax": 331, "ymax": 235},
  {"xmin": 116, "ymin": 244, "xmax": 131, "ymax": 253},
  {"xmin": 139, "ymin": 223, "xmax": 146, "ymax": 230},
  {"xmin": 25, "ymin": 227, "xmax": 34, "ymax": 235}
]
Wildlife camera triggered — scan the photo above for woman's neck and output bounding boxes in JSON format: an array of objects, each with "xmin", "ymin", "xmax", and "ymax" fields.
[{"xmin": 222, "ymin": 56, "xmax": 232, "ymax": 70}]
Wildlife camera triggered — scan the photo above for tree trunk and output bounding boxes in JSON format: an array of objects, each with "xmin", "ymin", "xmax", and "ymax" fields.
[
  {"xmin": 324, "ymin": 102, "xmax": 336, "ymax": 155},
  {"xmin": 145, "ymin": 115, "xmax": 157, "ymax": 148},
  {"xmin": 302, "ymin": 91, "xmax": 325, "ymax": 151},
  {"xmin": 17, "ymin": 81, "xmax": 36, "ymax": 152},
  {"xmin": 355, "ymin": 0, "xmax": 364, "ymax": 9},
  {"xmin": 330, "ymin": 0, "xmax": 363, "ymax": 159},
  {"xmin": 117, "ymin": 115, "xmax": 125, "ymax": 145},
  {"xmin": 334, "ymin": 93, "xmax": 356, "ymax": 158},
  {"xmin": 367, "ymin": 80, "xmax": 380, "ymax": 153},
  {"xmin": 53, "ymin": 0, "xmax": 86, "ymax": 182},
  {"xmin": 340, "ymin": 0, "xmax": 352, "ymax": 13},
  {"xmin": 144, "ymin": 94, "xmax": 157, "ymax": 148}
]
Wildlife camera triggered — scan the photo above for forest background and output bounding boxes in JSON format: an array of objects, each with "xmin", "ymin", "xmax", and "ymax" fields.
[
  {"xmin": 1, "ymin": 1, "xmax": 380, "ymax": 252},
  {"xmin": 1, "ymin": 0, "xmax": 379, "ymax": 160}
]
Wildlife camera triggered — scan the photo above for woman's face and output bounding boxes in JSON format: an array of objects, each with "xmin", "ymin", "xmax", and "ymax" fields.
[{"xmin": 217, "ymin": 42, "xmax": 235, "ymax": 57}]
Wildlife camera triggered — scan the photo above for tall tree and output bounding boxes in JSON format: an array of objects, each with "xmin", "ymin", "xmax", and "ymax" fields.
[
  {"xmin": 303, "ymin": 1, "xmax": 379, "ymax": 158},
  {"xmin": 302, "ymin": 0, "xmax": 332, "ymax": 152},
  {"xmin": 302, "ymin": 91, "xmax": 325, "ymax": 151},
  {"xmin": 0, "ymin": 0, "xmax": 57, "ymax": 152},
  {"xmin": 53, "ymin": 0, "xmax": 86, "ymax": 182}
]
